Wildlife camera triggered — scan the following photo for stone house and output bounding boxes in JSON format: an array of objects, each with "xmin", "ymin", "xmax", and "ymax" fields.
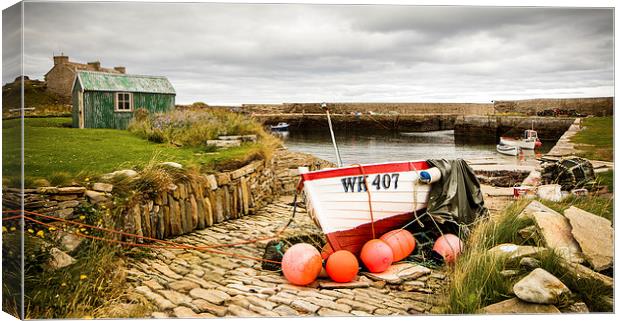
[{"xmin": 44, "ymin": 55, "xmax": 126, "ymax": 97}]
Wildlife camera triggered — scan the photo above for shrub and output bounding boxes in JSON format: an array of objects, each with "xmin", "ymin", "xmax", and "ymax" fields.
[{"xmin": 128, "ymin": 108, "xmax": 271, "ymax": 148}]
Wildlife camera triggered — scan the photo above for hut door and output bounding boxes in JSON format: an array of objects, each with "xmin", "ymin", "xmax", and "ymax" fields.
[{"xmin": 78, "ymin": 91, "xmax": 84, "ymax": 128}]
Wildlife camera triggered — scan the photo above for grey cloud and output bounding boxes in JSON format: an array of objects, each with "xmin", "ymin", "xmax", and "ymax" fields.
[{"xmin": 3, "ymin": 2, "xmax": 613, "ymax": 104}]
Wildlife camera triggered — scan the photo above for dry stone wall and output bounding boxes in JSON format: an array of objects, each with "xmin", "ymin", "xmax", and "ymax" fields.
[
  {"xmin": 2, "ymin": 150, "xmax": 332, "ymax": 240},
  {"xmin": 493, "ymin": 97, "xmax": 613, "ymax": 116}
]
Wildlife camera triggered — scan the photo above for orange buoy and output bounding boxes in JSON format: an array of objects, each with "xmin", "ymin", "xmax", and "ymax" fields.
[
  {"xmin": 360, "ymin": 239, "xmax": 393, "ymax": 273},
  {"xmin": 320, "ymin": 243, "xmax": 334, "ymax": 260},
  {"xmin": 326, "ymin": 250, "xmax": 359, "ymax": 283},
  {"xmin": 281, "ymin": 243, "xmax": 322, "ymax": 285},
  {"xmin": 380, "ymin": 229, "xmax": 416, "ymax": 262},
  {"xmin": 432, "ymin": 234, "xmax": 463, "ymax": 264}
]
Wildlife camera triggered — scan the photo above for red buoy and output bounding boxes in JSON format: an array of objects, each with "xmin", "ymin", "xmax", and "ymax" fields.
[
  {"xmin": 326, "ymin": 250, "xmax": 359, "ymax": 283},
  {"xmin": 380, "ymin": 229, "xmax": 416, "ymax": 262},
  {"xmin": 432, "ymin": 234, "xmax": 463, "ymax": 264},
  {"xmin": 281, "ymin": 243, "xmax": 322, "ymax": 285},
  {"xmin": 360, "ymin": 239, "xmax": 393, "ymax": 273},
  {"xmin": 320, "ymin": 243, "xmax": 334, "ymax": 260}
]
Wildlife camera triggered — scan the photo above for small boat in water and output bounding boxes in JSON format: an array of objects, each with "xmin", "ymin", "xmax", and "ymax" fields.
[
  {"xmin": 270, "ymin": 122, "xmax": 290, "ymax": 131},
  {"xmin": 298, "ymin": 161, "xmax": 436, "ymax": 255},
  {"xmin": 500, "ymin": 129, "xmax": 541, "ymax": 149},
  {"xmin": 496, "ymin": 143, "xmax": 520, "ymax": 156}
]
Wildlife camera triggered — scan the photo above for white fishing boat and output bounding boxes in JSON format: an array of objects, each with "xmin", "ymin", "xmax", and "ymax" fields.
[
  {"xmin": 499, "ymin": 129, "xmax": 541, "ymax": 149},
  {"xmin": 298, "ymin": 161, "xmax": 437, "ymax": 255},
  {"xmin": 496, "ymin": 143, "xmax": 520, "ymax": 156},
  {"xmin": 270, "ymin": 122, "xmax": 290, "ymax": 131}
]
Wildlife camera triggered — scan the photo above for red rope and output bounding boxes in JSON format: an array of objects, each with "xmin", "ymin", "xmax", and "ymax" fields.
[
  {"xmin": 354, "ymin": 164, "xmax": 376, "ymax": 239},
  {"xmin": 2, "ymin": 209, "xmax": 282, "ymax": 264}
]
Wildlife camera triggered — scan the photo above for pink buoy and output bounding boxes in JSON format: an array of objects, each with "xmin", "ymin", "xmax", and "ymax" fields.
[
  {"xmin": 360, "ymin": 239, "xmax": 393, "ymax": 273},
  {"xmin": 281, "ymin": 243, "xmax": 322, "ymax": 286},
  {"xmin": 432, "ymin": 234, "xmax": 463, "ymax": 264}
]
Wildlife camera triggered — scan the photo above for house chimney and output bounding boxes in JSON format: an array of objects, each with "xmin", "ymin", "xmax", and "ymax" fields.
[
  {"xmin": 87, "ymin": 61, "xmax": 101, "ymax": 71},
  {"xmin": 114, "ymin": 66, "xmax": 126, "ymax": 74},
  {"xmin": 53, "ymin": 55, "xmax": 69, "ymax": 65}
]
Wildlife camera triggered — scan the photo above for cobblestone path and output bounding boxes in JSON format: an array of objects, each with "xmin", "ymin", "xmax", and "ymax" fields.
[{"xmin": 127, "ymin": 196, "xmax": 446, "ymax": 318}]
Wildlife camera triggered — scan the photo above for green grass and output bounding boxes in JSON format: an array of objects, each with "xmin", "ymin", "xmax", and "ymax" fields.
[
  {"xmin": 571, "ymin": 117, "xmax": 613, "ymax": 161},
  {"xmin": 2, "ymin": 117, "xmax": 270, "ymax": 187},
  {"xmin": 595, "ymin": 170, "xmax": 613, "ymax": 192}
]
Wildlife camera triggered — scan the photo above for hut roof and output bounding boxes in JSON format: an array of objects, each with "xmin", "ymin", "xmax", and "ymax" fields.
[{"xmin": 75, "ymin": 71, "xmax": 175, "ymax": 94}]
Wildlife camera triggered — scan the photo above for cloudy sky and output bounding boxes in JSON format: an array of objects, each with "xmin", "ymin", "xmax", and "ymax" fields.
[{"xmin": 3, "ymin": 2, "xmax": 614, "ymax": 104}]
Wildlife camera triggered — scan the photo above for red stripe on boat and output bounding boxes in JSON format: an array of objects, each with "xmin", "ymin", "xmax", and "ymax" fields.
[{"xmin": 300, "ymin": 161, "xmax": 430, "ymax": 182}]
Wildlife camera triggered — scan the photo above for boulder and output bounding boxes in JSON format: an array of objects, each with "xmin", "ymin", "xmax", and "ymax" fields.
[
  {"xmin": 563, "ymin": 206, "xmax": 613, "ymax": 271},
  {"xmin": 363, "ymin": 263, "xmax": 431, "ymax": 284},
  {"xmin": 481, "ymin": 297, "xmax": 560, "ymax": 314},
  {"xmin": 92, "ymin": 182, "xmax": 113, "ymax": 193},
  {"xmin": 488, "ymin": 243, "xmax": 546, "ymax": 261},
  {"xmin": 85, "ymin": 190, "xmax": 107, "ymax": 203},
  {"xmin": 519, "ymin": 201, "xmax": 583, "ymax": 263},
  {"xmin": 513, "ymin": 268, "xmax": 571, "ymax": 304},
  {"xmin": 101, "ymin": 169, "xmax": 138, "ymax": 180},
  {"xmin": 536, "ymin": 184, "xmax": 563, "ymax": 202},
  {"xmin": 160, "ymin": 162, "xmax": 183, "ymax": 169},
  {"xmin": 519, "ymin": 257, "xmax": 541, "ymax": 270},
  {"xmin": 46, "ymin": 247, "xmax": 76, "ymax": 270}
]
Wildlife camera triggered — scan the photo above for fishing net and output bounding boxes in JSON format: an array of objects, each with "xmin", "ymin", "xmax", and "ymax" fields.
[{"xmin": 541, "ymin": 156, "xmax": 596, "ymax": 190}]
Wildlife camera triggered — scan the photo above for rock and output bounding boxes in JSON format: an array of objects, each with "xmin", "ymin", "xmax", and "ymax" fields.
[
  {"xmin": 318, "ymin": 277, "xmax": 371, "ymax": 289},
  {"xmin": 168, "ymin": 280, "xmax": 200, "ymax": 292},
  {"xmin": 57, "ymin": 187, "xmax": 86, "ymax": 194},
  {"xmin": 192, "ymin": 299, "xmax": 228, "ymax": 316},
  {"xmin": 318, "ymin": 308, "xmax": 350, "ymax": 316},
  {"xmin": 363, "ymin": 263, "xmax": 431, "ymax": 284},
  {"xmin": 227, "ymin": 304, "xmax": 259, "ymax": 317},
  {"xmin": 518, "ymin": 201, "xmax": 583, "ymax": 263},
  {"xmin": 517, "ymin": 225, "xmax": 538, "ymax": 240},
  {"xmin": 536, "ymin": 184, "xmax": 564, "ymax": 202},
  {"xmin": 158, "ymin": 290, "xmax": 193, "ymax": 306},
  {"xmin": 189, "ymin": 288, "xmax": 230, "ymax": 304},
  {"xmin": 519, "ymin": 257, "xmax": 541, "ymax": 270},
  {"xmin": 143, "ymin": 279, "xmax": 164, "ymax": 291},
  {"xmin": 207, "ymin": 140, "xmax": 241, "ymax": 148},
  {"xmin": 205, "ymin": 175, "xmax": 218, "ymax": 191},
  {"xmin": 172, "ymin": 306, "xmax": 199, "ymax": 318},
  {"xmin": 85, "ymin": 190, "xmax": 107, "ymax": 204},
  {"xmin": 291, "ymin": 300, "xmax": 320, "ymax": 313},
  {"xmin": 135, "ymin": 286, "xmax": 175, "ymax": 310},
  {"xmin": 46, "ymin": 248, "xmax": 76, "ymax": 270},
  {"xmin": 481, "ymin": 297, "xmax": 561, "ymax": 314},
  {"xmin": 52, "ymin": 231, "xmax": 83, "ymax": 252},
  {"xmin": 101, "ymin": 169, "xmax": 138, "ymax": 180},
  {"xmin": 565, "ymin": 301, "xmax": 589, "ymax": 313},
  {"xmin": 500, "ymin": 270, "xmax": 520, "ymax": 278},
  {"xmin": 559, "ymin": 261, "xmax": 613, "ymax": 290},
  {"xmin": 92, "ymin": 182, "xmax": 113, "ymax": 193},
  {"xmin": 150, "ymin": 312, "xmax": 169, "ymax": 318},
  {"xmin": 273, "ymin": 305, "xmax": 300, "ymax": 316},
  {"xmin": 513, "ymin": 268, "xmax": 571, "ymax": 304},
  {"xmin": 161, "ymin": 162, "xmax": 183, "ymax": 169},
  {"xmin": 58, "ymin": 200, "xmax": 80, "ymax": 209},
  {"xmin": 563, "ymin": 206, "xmax": 613, "ymax": 271},
  {"xmin": 488, "ymin": 243, "xmax": 546, "ymax": 261}
]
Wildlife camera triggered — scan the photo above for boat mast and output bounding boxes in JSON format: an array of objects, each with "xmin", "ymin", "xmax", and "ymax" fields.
[{"xmin": 321, "ymin": 102, "xmax": 343, "ymax": 167}]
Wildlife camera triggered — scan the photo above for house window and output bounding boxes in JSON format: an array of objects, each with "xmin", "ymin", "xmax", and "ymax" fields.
[{"xmin": 115, "ymin": 92, "xmax": 133, "ymax": 112}]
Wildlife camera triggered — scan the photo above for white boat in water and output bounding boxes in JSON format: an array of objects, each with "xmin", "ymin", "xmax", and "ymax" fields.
[
  {"xmin": 496, "ymin": 144, "xmax": 520, "ymax": 156},
  {"xmin": 499, "ymin": 129, "xmax": 541, "ymax": 150},
  {"xmin": 270, "ymin": 122, "xmax": 290, "ymax": 131},
  {"xmin": 298, "ymin": 161, "xmax": 435, "ymax": 255}
]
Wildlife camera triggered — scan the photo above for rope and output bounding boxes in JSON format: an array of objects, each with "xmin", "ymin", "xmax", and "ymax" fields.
[
  {"xmin": 354, "ymin": 164, "xmax": 376, "ymax": 239},
  {"xmin": 1, "ymin": 193, "xmax": 303, "ymax": 265}
]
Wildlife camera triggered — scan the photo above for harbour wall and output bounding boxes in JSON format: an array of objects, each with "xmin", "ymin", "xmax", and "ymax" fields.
[
  {"xmin": 454, "ymin": 116, "xmax": 576, "ymax": 143},
  {"xmin": 493, "ymin": 97, "xmax": 613, "ymax": 116}
]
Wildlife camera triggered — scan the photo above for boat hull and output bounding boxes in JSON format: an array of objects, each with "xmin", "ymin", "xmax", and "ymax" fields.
[
  {"xmin": 496, "ymin": 144, "xmax": 519, "ymax": 156},
  {"xmin": 500, "ymin": 137, "xmax": 536, "ymax": 149},
  {"xmin": 299, "ymin": 160, "xmax": 431, "ymax": 256}
]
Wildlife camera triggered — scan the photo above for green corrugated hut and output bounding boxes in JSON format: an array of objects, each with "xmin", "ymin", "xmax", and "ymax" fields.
[{"xmin": 71, "ymin": 70, "xmax": 176, "ymax": 129}]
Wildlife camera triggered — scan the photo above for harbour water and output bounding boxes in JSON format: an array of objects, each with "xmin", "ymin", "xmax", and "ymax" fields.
[{"xmin": 281, "ymin": 130, "xmax": 553, "ymax": 165}]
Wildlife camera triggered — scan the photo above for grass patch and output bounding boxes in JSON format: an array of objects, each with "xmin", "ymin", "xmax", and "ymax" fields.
[
  {"xmin": 3, "ymin": 116, "xmax": 278, "ymax": 187},
  {"xmin": 445, "ymin": 200, "xmax": 534, "ymax": 314},
  {"xmin": 539, "ymin": 194, "xmax": 613, "ymax": 222},
  {"xmin": 444, "ymin": 195, "xmax": 613, "ymax": 314},
  {"xmin": 571, "ymin": 117, "xmax": 613, "ymax": 161}
]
